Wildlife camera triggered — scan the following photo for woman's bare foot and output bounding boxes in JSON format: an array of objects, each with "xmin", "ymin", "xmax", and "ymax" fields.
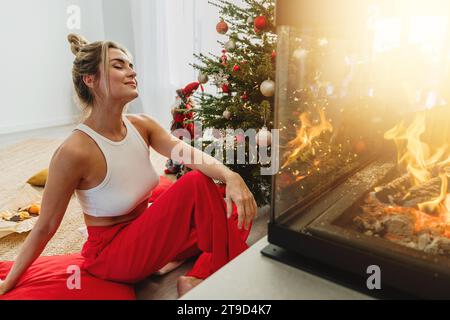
[{"xmin": 177, "ymin": 276, "xmax": 203, "ymax": 298}]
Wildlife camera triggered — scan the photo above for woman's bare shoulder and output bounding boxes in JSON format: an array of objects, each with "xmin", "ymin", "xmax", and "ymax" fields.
[
  {"xmin": 125, "ymin": 113, "xmax": 158, "ymax": 129},
  {"xmin": 52, "ymin": 130, "xmax": 94, "ymax": 167}
]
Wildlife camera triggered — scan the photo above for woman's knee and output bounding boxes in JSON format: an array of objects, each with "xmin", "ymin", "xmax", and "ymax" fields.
[{"xmin": 181, "ymin": 170, "xmax": 212, "ymax": 184}]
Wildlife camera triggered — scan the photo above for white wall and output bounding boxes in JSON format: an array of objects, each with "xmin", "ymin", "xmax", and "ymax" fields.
[
  {"xmin": 102, "ymin": 0, "xmax": 142, "ymax": 113},
  {"xmin": 0, "ymin": 0, "xmax": 246, "ymax": 134},
  {"xmin": 0, "ymin": 0, "xmax": 105, "ymax": 135}
]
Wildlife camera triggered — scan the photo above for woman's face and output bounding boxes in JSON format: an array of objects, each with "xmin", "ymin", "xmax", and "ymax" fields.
[{"xmin": 94, "ymin": 48, "xmax": 139, "ymax": 103}]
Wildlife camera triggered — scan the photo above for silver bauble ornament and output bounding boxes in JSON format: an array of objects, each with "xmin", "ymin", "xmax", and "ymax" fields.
[
  {"xmin": 198, "ymin": 73, "xmax": 209, "ymax": 84},
  {"xmin": 247, "ymin": 16, "xmax": 254, "ymax": 25},
  {"xmin": 224, "ymin": 40, "xmax": 236, "ymax": 52},
  {"xmin": 256, "ymin": 126, "xmax": 272, "ymax": 147},
  {"xmin": 260, "ymin": 79, "xmax": 275, "ymax": 97},
  {"xmin": 223, "ymin": 110, "xmax": 232, "ymax": 120}
]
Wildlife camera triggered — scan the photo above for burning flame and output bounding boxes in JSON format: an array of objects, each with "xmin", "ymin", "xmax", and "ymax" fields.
[
  {"xmin": 418, "ymin": 172, "xmax": 448, "ymax": 214},
  {"xmin": 385, "ymin": 112, "xmax": 450, "ymax": 220},
  {"xmin": 282, "ymin": 107, "xmax": 333, "ymax": 169}
]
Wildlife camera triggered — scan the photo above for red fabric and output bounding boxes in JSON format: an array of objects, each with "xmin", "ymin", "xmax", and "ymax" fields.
[
  {"xmin": 0, "ymin": 254, "xmax": 135, "ymax": 300},
  {"xmin": 0, "ymin": 172, "xmax": 249, "ymax": 299},
  {"xmin": 82, "ymin": 170, "xmax": 252, "ymax": 283}
]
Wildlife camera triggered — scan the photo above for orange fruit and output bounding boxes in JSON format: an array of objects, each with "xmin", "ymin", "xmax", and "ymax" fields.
[{"xmin": 28, "ymin": 204, "xmax": 40, "ymax": 215}]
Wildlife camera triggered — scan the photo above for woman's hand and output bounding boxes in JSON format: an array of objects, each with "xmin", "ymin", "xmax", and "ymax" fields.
[
  {"xmin": 224, "ymin": 172, "xmax": 258, "ymax": 230},
  {"xmin": 0, "ymin": 278, "xmax": 11, "ymax": 296}
]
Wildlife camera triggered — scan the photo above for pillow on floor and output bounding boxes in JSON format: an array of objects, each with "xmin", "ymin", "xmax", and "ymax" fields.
[
  {"xmin": 0, "ymin": 254, "xmax": 135, "ymax": 300},
  {"xmin": 26, "ymin": 168, "xmax": 48, "ymax": 187}
]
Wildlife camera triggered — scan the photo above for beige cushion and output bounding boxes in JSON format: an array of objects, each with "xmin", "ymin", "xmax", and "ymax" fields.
[{"xmin": 27, "ymin": 168, "xmax": 48, "ymax": 187}]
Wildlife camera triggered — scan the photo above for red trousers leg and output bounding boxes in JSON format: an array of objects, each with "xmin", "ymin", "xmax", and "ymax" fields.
[{"xmin": 82, "ymin": 170, "xmax": 251, "ymax": 283}]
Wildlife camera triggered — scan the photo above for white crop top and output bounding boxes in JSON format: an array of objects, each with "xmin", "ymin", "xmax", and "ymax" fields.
[{"xmin": 74, "ymin": 115, "xmax": 159, "ymax": 218}]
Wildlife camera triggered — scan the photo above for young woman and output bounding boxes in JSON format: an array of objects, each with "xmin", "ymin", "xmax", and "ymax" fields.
[{"xmin": 0, "ymin": 34, "xmax": 257, "ymax": 297}]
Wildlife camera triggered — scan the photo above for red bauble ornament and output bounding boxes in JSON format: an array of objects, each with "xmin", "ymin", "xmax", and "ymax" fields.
[
  {"xmin": 222, "ymin": 84, "xmax": 230, "ymax": 94},
  {"xmin": 241, "ymin": 92, "xmax": 249, "ymax": 101},
  {"xmin": 216, "ymin": 20, "xmax": 229, "ymax": 34},
  {"xmin": 254, "ymin": 16, "xmax": 268, "ymax": 30},
  {"xmin": 233, "ymin": 64, "xmax": 240, "ymax": 72},
  {"xmin": 271, "ymin": 50, "xmax": 277, "ymax": 62}
]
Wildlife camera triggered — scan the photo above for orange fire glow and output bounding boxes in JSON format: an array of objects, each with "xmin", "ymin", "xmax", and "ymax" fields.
[
  {"xmin": 282, "ymin": 106, "xmax": 333, "ymax": 169},
  {"xmin": 384, "ymin": 112, "xmax": 450, "ymax": 235}
]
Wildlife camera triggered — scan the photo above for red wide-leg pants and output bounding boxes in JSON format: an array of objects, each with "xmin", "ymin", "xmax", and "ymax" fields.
[{"xmin": 81, "ymin": 170, "xmax": 252, "ymax": 284}]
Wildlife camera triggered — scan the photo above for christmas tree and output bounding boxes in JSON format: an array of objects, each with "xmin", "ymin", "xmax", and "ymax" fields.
[{"xmin": 190, "ymin": 0, "xmax": 277, "ymax": 206}]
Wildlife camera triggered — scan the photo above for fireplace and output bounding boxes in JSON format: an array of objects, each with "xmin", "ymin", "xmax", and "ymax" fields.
[{"xmin": 262, "ymin": 0, "xmax": 450, "ymax": 298}]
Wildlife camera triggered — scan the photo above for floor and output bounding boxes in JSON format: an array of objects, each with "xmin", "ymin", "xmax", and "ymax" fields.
[
  {"xmin": 0, "ymin": 123, "xmax": 270, "ymax": 300},
  {"xmin": 181, "ymin": 236, "xmax": 372, "ymax": 300}
]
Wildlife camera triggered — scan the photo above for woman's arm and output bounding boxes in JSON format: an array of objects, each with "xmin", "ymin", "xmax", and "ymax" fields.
[
  {"xmin": 139, "ymin": 114, "xmax": 257, "ymax": 230},
  {"xmin": 0, "ymin": 143, "xmax": 85, "ymax": 295}
]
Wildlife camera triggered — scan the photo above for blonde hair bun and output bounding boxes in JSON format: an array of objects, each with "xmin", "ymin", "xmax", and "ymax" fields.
[{"xmin": 67, "ymin": 33, "xmax": 89, "ymax": 55}]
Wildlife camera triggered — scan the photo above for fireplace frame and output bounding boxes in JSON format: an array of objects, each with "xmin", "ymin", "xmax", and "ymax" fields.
[
  {"xmin": 264, "ymin": 0, "xmax": 450, "ymax": 299},
  {"xmin": 263, "ymin": 159, "xmax": 450, "ymax": 298}
]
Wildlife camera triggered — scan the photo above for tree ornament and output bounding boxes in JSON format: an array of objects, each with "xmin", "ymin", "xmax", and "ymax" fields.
[
  {"xmin": 247, "ymin": 16, "xmax": 254, "ymax": 25},
  {"xmin": 233, "ymin": 64, "xmax": 240, "ymax": 72},
  {"xmin": 222, "ymin": 84, "xmax": 230, "ymax": 94},
  {"xmin": 223, "ymin": 109, "xmax": 232, "ymax": 120},
  {"xmin": 241, "ymin": 92, "xmax": 249, "ymax": 101},
  {"xmin": 271, "ymin": 50, "xmax": 277, "ymax": 62},
  {"xmin": 221, "ymin": 49, "xmax": 228, "ymax": 66},
  {"xmin": 216, "ymin": 19, "xmax": 228, "ymax": 34},
  {"xmin": 198, "ymin": 72, "xmax": 209, "ymax": 84},
  {"xmin": 256, "ymin": 126, "xmax": 272, "ymax": 147},
  {"xmin": 254, "ymin": 16, "xmax": 268, "ymax": 30},
  {"xmin": 260, "ymin": 79, "xmax": 275, "ymax": 97},
  {"xmin": 210, "ymin": 70, "xmax": 229, "ymax": 87},
  {"xmin": 224, "ymin": 39, "xmax": 236, "ymax": 52}
]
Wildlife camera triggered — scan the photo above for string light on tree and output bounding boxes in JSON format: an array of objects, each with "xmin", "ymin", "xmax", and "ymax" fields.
[{"xmin": 190, "ymin": 0, "xmax": 276, "ymax": 206}]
